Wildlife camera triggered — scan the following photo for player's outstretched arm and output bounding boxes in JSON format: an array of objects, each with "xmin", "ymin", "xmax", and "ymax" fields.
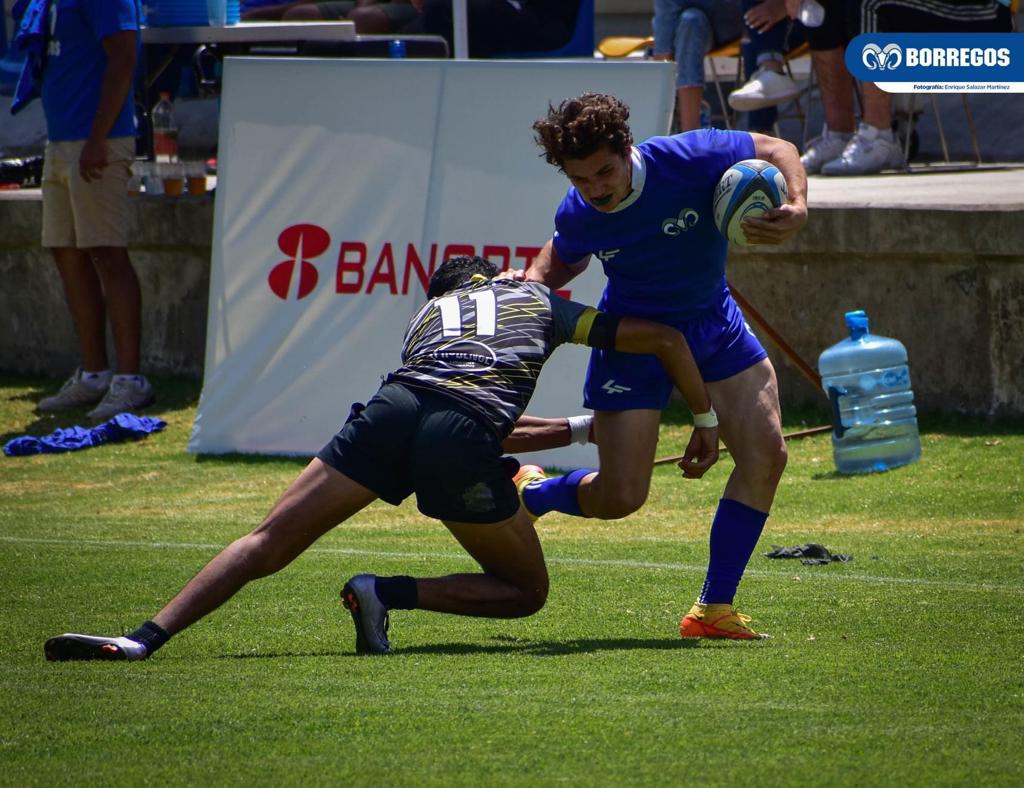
[
  {"xmin": 613, "ymin": 318, "xmax": 720, "ymax": 478},
  {"xmin": 502, "ymin": 414, "xmax": 595, "ymax": 453}
]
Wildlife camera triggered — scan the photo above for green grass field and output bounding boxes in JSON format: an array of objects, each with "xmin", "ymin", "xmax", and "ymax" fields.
[{"xmin": 2, "ymin": 373, "xmax": 1022, "ymax": 786}]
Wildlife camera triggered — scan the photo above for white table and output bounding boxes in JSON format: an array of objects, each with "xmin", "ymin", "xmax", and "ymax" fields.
[{"xmin": 141, "ymin": 21, "xmax": 357, "ymax": 46}]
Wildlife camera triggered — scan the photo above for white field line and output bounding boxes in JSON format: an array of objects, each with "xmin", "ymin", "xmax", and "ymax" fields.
[{"xmin": 0, "ymin": 535, "xmax": 1019, "ymax": 595}]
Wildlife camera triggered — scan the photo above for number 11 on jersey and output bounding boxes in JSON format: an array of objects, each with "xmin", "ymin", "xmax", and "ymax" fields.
[{"xmin": 436, "ymin": 291, "xmax": 497, "ymax": 337}]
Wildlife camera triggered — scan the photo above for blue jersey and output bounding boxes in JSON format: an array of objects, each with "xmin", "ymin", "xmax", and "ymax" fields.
[
  {"xmin": 551, "ymin": 129, "xmax": 755, "ymax": 323},
  {"xmin": 42, "ymin": 0, "xmax": 139, "ymax": 142}
]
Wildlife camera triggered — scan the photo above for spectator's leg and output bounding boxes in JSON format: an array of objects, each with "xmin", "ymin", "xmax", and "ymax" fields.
[
  {"xmin": 87, "ymin": 247, "xmax": 142, "ymax": 375},
  {"xmin": 347, "ymin": 5, "xmax": 392, "ymax": 33},
  {"xmin": 52, "ymin": 247, "xmax": 109, "ymax": 372},
  {"xmin": 281, "ymin": 3, "xmax": 325, "ymax": 20},
  {"xmin": 674, "ymin": 7, "xmax": 713, "ymax": 130},
  {"xmin": 861, "ymin": 80, "xmax": 891, "ymax": 132},
  {"xmin": 242, "ymin": 1, "xmax": 311, "ymax": 20},
  {"xmin": 811, "ymin": 46, "xmax": 855, "ymax": 134}
]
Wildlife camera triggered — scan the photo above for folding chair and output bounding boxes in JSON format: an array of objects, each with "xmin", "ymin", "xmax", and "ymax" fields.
[{"xmin": 596, "ymin": 35, "xmax": 743, "ymax": 129}]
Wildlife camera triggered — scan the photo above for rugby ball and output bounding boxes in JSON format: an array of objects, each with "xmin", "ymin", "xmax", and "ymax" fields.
[{"xmin": 712, "ymin": 159, "xmax": 788, "ymax": 245}]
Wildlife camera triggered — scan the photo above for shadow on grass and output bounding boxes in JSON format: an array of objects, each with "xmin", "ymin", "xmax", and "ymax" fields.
[
  {"xmin": 216, "ymin": 636, "xmax": 704, "ymax": 660},
  {"xmin": 194, "ymin": 453, "xmax": 310, "ymax": 467}
]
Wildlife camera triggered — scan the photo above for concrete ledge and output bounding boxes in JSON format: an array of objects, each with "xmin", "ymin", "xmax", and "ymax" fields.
[
  {"xmin": 1, "ymin": 175, "xmax": 1022, "ymax": 417},
  {"xmin": 0, "ymin": 193, "xmax": 212, "ymax": 379}
]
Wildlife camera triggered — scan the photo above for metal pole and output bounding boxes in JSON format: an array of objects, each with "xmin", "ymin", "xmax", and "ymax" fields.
[
  {"xmin": 452, "ymin": 0, "xmax": 469, "ymax": 59},
  {"xmin": 652, "ymin": 425, "xmax": 832, "ymax": 467}
]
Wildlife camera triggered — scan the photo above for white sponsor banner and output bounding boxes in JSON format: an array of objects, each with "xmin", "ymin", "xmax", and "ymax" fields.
[{"xmin": 189, "ymin": 58, "xmax": 674, "ymax": 470}]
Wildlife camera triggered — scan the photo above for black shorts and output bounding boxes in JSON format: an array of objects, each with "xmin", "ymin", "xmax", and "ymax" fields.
[
  {"xmin": 809, "ymin": 0, "xmax": 1012, "ymax": 51},
  {"xmin": 316, "ymin": 382, "xmax": 519, "ymax": 524}
]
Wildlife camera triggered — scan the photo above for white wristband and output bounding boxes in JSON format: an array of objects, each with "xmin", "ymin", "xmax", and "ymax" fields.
[
  {"xmin": 567, "ymin": 414, "xmax": 593, "ymax": 445},
  {"xmin": 693, "ymin": 407, "xmax": 718, "ymax": 429}
]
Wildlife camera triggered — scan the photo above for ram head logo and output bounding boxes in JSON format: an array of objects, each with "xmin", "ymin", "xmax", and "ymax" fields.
[{"xmin": 862, "ymin": 42, "xmax": 903, "ymax": 71}]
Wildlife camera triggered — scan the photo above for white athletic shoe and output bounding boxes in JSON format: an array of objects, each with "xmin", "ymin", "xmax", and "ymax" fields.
[
  {"xmin": 86, "ymin": 375, "xmax": 155, "ymax": 422},
  {"xmin": 37, "ymin": 369, "xmax": 110, "ymax": 413},
  {"xmin": 44, "ymin": 633, "xmax": 148, "ymax": 661},
  {"xmin": 799, "ymin": 125, "xmax": 853, "ymax": 174},
  {"xmin": 728, "ymin": 68, "xmax": 802, "ymax": 112},
  {"xmin": 821, "ymin": 123, "xmax": 906, "ymax": 176}
]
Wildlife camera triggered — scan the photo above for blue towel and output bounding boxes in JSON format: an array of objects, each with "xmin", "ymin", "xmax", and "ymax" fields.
[
  {"xmin": 10, "ymin": 0, "xmax": 48, "ymax": 115},
  {"xmin": 3, "ymin": 413, "xmax": 167, "ymax": 456}
]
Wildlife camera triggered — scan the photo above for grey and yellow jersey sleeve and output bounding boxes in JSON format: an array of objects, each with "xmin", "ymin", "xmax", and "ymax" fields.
[{"xmin": 524, "ymin": 282, "xmax": 619, "ymax": 350}]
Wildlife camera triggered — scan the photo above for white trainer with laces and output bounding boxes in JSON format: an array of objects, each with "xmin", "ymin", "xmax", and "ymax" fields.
[
  {"xmin": 728, "ymin": 67, "xmax": 802, "ymax": 112},
  {"xmin": 799, "ymin": 125, "xmax": 854, "ymax": 174},
  {"xmin": 37, "ymin": 368, "xmax": 110, "ymax": 413},
  {"xmin": 821, "ymin": 122, "xmax": 906, "ymax": 176},
  {"xmin": 87, "ymin": 375, "xmax": 155, "ymax": 422}
]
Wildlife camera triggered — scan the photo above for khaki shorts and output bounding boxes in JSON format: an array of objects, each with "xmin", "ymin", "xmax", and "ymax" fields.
[{"xmin": 42, "ymin": 137, "xmax": 135, "ymax": 249}]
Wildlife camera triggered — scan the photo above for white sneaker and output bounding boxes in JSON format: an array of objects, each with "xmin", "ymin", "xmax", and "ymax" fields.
[
  {"xmin": 86, "ymin": 375, "xmax": 155, "ymax": 422},
  {"xmin": 37, "ymin": 368, "xmax": 110, "ymax": 413},
  {"xmin": 821, "ymin": 123, "xmax": 906, "ymax": 175},
  {"xmin": 728, "ymin": 68, "xmax": 802, "ymax": 112},
  {"xmin": 44, "ymin": 633, "xmax": 149, "ymax": 661},
  {"xmin": 800, "ymin": 125, "xmax": 854, "ymax": 174}
]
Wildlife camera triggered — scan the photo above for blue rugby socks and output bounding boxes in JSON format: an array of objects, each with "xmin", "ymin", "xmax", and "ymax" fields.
[
  {"xmin": 698, "ymin": 498, "xmax": 769, "ymax": 605},
  {"xmin": 521, "ymin": 469, "xmax": 594, "ymax": 517}
]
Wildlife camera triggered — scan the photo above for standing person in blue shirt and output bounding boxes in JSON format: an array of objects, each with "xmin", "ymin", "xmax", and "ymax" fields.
[
  {"xmin": 515, "ymin": 92, "xmax": 807, "ymax": 640},
  {"xmin": 35, "ymin": 0, "xmax": 155, "ymax": 421}
]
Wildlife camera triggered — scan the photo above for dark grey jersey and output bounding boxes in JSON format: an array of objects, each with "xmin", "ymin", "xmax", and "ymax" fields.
[{"xmin": 389, "ymin": 278, "xmax": 615, "ymax": 437}]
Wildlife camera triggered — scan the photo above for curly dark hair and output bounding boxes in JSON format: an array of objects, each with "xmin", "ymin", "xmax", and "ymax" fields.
[
  {"xmin": 532, "ymin": 92, "xmax": 633, "ymax": 168},
  {"xmin": 427, "ymin": 255, "xmax": 499, "ymax": 299}
]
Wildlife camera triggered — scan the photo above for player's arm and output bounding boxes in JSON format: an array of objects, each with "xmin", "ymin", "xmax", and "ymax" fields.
[
  {"xmin": 571, "ymin": 309, "xmax": 720, "ymax": 478},
  {"xmin": 522, "ymin": 239, "xmax": 590, "ymax": 289},
  {"xmin": 501, "ymin": 414, "xmax": 596, "ymax": 453},
  {"xmin": 743, "ymin": 132, "xmax": 808, "ymax": 245},
  {"xmin": 80, "ymin": 30, "xmax": 137, "ymax": 183}
]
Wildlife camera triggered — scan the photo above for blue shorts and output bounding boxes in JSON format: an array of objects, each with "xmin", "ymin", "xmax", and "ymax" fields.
[{"xmin": 583, "ymin": 290, "xmax": 767, "ymax": 411}]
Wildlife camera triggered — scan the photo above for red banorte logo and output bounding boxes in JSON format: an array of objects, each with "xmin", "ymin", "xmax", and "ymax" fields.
[
  {"xmin": 264, "ymin": 224, "xmax": 559, "ymax": 299},
  {"xmin": 267, "ymin": 224, "xmax": 331, "ymax": 300}
]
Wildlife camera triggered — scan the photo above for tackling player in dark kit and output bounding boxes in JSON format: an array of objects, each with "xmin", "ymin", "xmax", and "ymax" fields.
[{"xmin": 45, "ymin": 255, "xmax": 719, "ymax": 659}]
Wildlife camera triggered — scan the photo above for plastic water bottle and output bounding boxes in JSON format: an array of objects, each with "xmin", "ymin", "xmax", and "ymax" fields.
[
  {"xmin": 818, "ymin": 310, "xmax": 921, "ymax": 474},
  {"xmin": 798, "ymin": 0, "xmax": 825, "ymax": 28},
  {"xmin": 388, "ymin": 39, "xmax": 406, "ymax": 59},
  {"xmin": 152, "ymin": 92, "xmax": 178, "ymax": 163}
]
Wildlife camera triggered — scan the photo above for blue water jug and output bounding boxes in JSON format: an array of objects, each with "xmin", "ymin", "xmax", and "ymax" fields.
[{"xmin": 818, "ymin": 310, "xmax": 921, "ymax": 474}]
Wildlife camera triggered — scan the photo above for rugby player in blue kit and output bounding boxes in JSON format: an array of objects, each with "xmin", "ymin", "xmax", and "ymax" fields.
[{"xmin": 515, "ymin": 92, "xmax": 808, "ymax": 639}]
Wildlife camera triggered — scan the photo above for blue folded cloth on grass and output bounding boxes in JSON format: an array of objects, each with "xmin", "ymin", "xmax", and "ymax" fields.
[{"xmin": 3, "ymin": 413, "xmax": 167, "ymax": 456}]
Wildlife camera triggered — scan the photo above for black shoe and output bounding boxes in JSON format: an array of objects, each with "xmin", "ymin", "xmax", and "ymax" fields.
[{"xmin": 341, "ymin": 575, "xmax": 391, "ymax": 655}]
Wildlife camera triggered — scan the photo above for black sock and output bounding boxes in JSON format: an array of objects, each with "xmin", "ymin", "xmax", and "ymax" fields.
[
  {"xmin": 374, "ymin": 576, "xmax": 418, "ymax": 610},
  {"xmin": 128, "ymin": 620, "xmax": 170, "ymax": 655}
]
